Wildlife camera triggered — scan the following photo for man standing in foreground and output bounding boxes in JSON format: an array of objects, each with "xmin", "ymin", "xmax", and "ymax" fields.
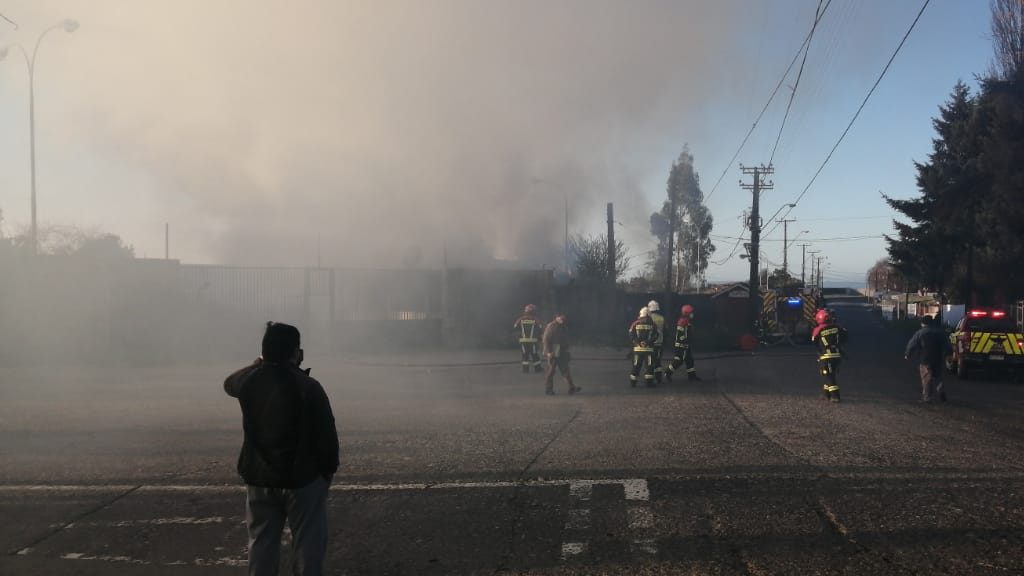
[
  {"xmin": 225, "ymin": 322, "xmax": 340, "ymax": 576},
  {"xmin": 542, "ymin": 313, "xmax": 581, "ymax": 395},
  {"xmin": 904, "ymin": 315, "xmax": 951, "ymax": 402}
]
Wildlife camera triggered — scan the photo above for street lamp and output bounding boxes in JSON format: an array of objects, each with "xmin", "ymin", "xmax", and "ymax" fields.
[{"xmin": 0, "ymin": 19, "xmax": 78, "ymax": 255}]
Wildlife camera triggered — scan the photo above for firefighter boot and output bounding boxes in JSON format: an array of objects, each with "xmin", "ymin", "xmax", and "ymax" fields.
[
  {"xmin": 545, "ymin": 386, "xmax": 555, "ymax": 396},
  {"xmin": 687, "ymin": 372, "xmax": 702, "ymax": 382},
  {"xmin": 522, "ymin": 365, "xmax": 530, "ymax": 374},
  {"xmin": 822, "ymin": 388, "xmax": 831, "ymax": 401},
  {"xmin": 534, "ymin": 364, "xmax": 544, "ymax": 373},
  {"xmin": 830, "ymin": 391, "xmax": 841, "ymax": 403}
]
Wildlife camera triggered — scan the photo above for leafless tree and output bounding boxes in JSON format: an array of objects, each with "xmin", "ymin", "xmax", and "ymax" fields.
[{"xmin": 990, "ymin": 0, "xmax": 1024, "ymax": 80}]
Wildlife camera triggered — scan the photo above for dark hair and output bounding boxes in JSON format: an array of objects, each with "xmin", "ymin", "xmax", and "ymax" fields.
[
  {"xmin": 262, "ymin": 322, "xmax": 301, "ymax": 362},
  {"xmin": 920, "ymin": 315, "xmax": 933, "ymax": 325}
]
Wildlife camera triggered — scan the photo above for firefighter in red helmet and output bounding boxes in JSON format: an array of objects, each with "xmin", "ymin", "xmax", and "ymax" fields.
[
  {"xmin": 513, "ymin": 304, "xmax": 544, "ymax": 373},
  {"xmin": 812, "ymin": 308, "xmax": 847, "ymax": 402},
  {"xmin": 666, "ymin": 304, "xmax": 701, "ymax": 382}
]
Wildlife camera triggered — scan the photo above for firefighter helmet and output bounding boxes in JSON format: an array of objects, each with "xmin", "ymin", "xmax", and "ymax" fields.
[
  {"xmin": 647, "ymin": 300, "xmax": 660, "ymax": 312},
  {"xmin": 680, "ymin": 304, "xmax": 694, "ymax": 317},
  {"xmin": 524, "ymin": 304, "xmax": 536, "ymax": 314},
  {"xmin": 815, "ymin": 308, "xmax": 831, "ymax": 325},
  {"xmin": 639, "ymin": 307, "xmax": 649, "ymax": 318}
]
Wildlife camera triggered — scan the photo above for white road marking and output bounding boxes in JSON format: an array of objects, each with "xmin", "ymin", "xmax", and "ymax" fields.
[
  {"xmin": 630, "ymin": 538, "xmax": 658, "ymax": 556},
  {"xmin": 81, "ymin": 516, "xmax": 227, "ymax": 527},
  {"xmin": 6, "ymin": 478, "xmax": 656, "ymax": 565},
  {"xmin": 0, "ymin": 478, "xmax": 647, "ymax": 493},
  {"xmin": 622, "ymin": 479, "xmax": 650, "ymax": 501},
  {"xmin": 623, "ymin": 480, "xmax": 657, "ymax": 557},
  {"xmin": 560, "ymin": 542, "xmax": 587, "ymax": 560}
]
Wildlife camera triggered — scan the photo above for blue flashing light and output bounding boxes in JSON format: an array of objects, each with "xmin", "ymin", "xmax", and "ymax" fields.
[{"xmin": 785, "ymin": 297, "xmax": 802, "ymax": 307}]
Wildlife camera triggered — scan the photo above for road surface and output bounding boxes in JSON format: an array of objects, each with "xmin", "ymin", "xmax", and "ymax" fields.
[{"xmin": 1, "ymin": 304, "xmax": 1023, "ymax": 574}]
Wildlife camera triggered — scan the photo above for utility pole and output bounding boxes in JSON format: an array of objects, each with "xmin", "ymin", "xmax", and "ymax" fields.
[
  {"xmin": 606, "ymin": 203, "xmax": 615, "ymax": 284},
  {"xmin": 799, "ymin": 243, "xmax": 810, "ymax": 287},
  {"xmin": 808, "ymin": 250, "xmax": 821, "ymax": 291},
  {"xmin": 164, "ymin": 222, "xmax": 169, "ymax": 260},
  {"xmin": 816, "ymin": 256, "xmax": 825, "ymax": 291},
  {"xmin": 740, "ymin": 164, "xmax": 773, "ymax": 330},
  {"xmin": 777, "ymin": 218, "xmax": 796, "ymax": 277},
  {"xmin": 564, "ymin": 195, "xmax": 569, "ymax": 276}
]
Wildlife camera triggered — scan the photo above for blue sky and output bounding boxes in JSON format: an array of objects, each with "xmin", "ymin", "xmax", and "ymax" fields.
[
  {"xmin": 0, "ymin": 1, "xmax": 999, "ymax": 282},
  {"xmin": 633, "ymin": 0, "xmax": 994, "ymax": 287}
]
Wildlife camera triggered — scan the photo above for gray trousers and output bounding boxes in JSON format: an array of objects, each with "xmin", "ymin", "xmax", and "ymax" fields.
[{"xmin": 246, "ymin": 476, "xmax": 329, "ymax": 576}]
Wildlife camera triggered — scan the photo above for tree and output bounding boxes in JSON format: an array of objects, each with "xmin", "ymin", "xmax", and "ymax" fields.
[
  {"xmin": 647, "ymin": 147, "xmax": 715, "ymax": 291},
  {"xmin": 885, "ymin": 2, "xmax": 1024, "ymax": 304},
  {"xmin": 885, "ymin": 82, "xmax": 983, "ymax": 302},
  {"xmin": 569, "ymin": 233, "xmax": 629, "ymax": 283},
  {"xmin": 7, "ymin": 224, "xmax": 134, "ymax": 260},
  {"xmin": 989, "ymin": 0, "xmax": 1024, "ymax": 81},
  {"xmin": 865, "ymin": 258, "xmax": 906, "ymax": 293},
  {"xmin": 764, "ymin": 268, "xmax": 800, "ymax": 290}
]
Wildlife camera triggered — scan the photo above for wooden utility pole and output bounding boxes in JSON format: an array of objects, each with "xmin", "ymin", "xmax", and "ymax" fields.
[
  {"xmin": 778, "ymin": 218, "xmax": 796, "ymax": 276},
  {"xmin": 799, "ymin": 243, "xmax": 810, "ymax": 287},
  {"xmin": 741, "ymin": 164, "xmax": 773, "ymax": 330},
  {"xmin": 606, "ymin": 203, "xmax": 615, "ymax": 283}
]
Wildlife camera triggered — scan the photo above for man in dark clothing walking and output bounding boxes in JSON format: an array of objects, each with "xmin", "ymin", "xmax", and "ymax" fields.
[
  {"xmin": 542, "ymin": 313, "xmax": 580, "ymax": 395},
  {"xmin": 905, "ymin": 315, "xmax": 952, "ymax": 402},
  {"xmin": 225, "ymin": 322, "xmax": 340, "ymax": 576}
]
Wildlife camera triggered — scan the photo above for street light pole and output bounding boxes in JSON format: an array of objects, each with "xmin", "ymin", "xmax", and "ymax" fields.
[{"xmin": 0, "ymin": 19, "xmax": 78, "ymax": 255}]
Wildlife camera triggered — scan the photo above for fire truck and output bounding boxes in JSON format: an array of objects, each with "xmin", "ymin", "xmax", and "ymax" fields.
[
  {"xmin": 760, "ymin": 288, "xmax": 819, "ymax": 345},
  {"xmin": 946, "ymin": 307, "xmax": 1024, "ymax": 380}
]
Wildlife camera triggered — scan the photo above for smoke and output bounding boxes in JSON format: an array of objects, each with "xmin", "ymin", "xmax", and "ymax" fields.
[{"xmin": 0, "ymin": 0, "xmax": 752, "ymax": 268}]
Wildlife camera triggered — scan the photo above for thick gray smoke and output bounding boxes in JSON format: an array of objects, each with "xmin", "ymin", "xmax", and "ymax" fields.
[{"xmin": 0, "ymin": 0, "xmax": 753, "ymax": 268}]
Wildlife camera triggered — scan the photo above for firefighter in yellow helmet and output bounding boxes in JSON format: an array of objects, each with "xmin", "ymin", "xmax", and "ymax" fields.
[
  {"xmin": 647, "ymin": 300, "xmax": 666, "ymax": 383},
  {"xmin": 666, "ymin": 304, "xmax": 701, "ymax": 382},
  {"xmin": 628, "ymin": 307, "xmax": 660, "ymax": 387},
  {"xmin": 513, "ymin": 304, "xmax": 544, "ymax": 373},
  {"xmin": 812, "ymin": 308, "xmax": 848, "ymax": 402}
]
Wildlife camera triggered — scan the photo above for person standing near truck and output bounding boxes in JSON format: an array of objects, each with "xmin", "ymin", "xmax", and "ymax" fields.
[{"xmin": 905, "ymin": 314, "xmax": 951, "ymax": 402}]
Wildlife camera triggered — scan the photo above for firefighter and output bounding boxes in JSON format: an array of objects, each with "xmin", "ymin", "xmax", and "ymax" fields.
[
  {"xmin": 647, "ymin": 300, "xmax": 666, "ymax": 383},
  {"xmin": 513, "ymin": 304, "xmax": 544, "ymax": 373},
  {"xmin": 812, "ymin": 308, "xmax": 848, "ymax": 403},
  {"xmin": 542, "ymin": 314, "xmax": 580, "ymax": 395},
  {"xmin": 628, "ymin": 307, "xmax": 659, "ymax": 387},
  {"xmin": 666, "ymin": 304, "xmax": 701, "ymax": 382}
]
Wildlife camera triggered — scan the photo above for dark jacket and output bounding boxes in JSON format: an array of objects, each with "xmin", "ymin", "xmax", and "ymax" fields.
[
  {"xmin": 812, "ymin": 322, "xmax": 847, "ymax": 360},
  {"xmin": 225, "ymin": 360, "xmax": 340, "ymax": 488},
  {"xmin": 674, "ymin": 317, "xmax": 692, "ymax": 348},
  {"xmin": 905, "ymin": 325, "xmax": 952, "ymax": 369},
  {"xmin": 629, "ymin": 317, "xmax": 659, "ymax": 351}
]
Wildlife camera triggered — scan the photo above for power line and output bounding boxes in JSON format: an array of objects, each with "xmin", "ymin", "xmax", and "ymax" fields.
[
  {"xmin": 769, "ymin": 0, "xmax": 826, "ymax": 166},
  {"xmin": 762, "ymin": 0, "xmax": 932, "ymax": 239},
  {"xmin": 703, "ymin": 0, "xmax": 835, "ymax": 206},
  {"xmin": 712, "ymin": 234, "xmax": 885, "ymax": 243}
]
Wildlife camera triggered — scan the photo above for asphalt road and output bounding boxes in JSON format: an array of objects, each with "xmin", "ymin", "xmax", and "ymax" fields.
[{"xmin": 2, "ymin": 304, "xmax": 1023, "ymax": 575}]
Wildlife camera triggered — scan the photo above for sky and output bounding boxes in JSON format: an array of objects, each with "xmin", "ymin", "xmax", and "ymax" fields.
[{"xmin": 0, "ymin": 1, "xmax": 996, "ymax": 287}]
